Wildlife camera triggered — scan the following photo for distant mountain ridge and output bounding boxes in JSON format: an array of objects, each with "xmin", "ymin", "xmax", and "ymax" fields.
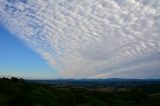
[{"xmin": 26, "ymin": 78, "xmax": 160, "ymax": 88}]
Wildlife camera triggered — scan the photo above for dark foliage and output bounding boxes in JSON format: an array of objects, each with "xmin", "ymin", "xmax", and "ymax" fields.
[{"xmin": 0, "ymin": 77, "xmax": 160, "ymax": 106}]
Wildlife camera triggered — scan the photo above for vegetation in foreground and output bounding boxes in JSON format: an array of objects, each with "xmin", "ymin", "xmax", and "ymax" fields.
[{"xmin": 0, "ymin": 77, "xmax": 160, "ymax": 106}]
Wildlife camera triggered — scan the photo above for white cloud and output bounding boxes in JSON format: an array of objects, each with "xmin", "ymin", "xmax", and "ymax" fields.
[
  {"xmin": 0, "ymin": 0, "xmax": 160, "ymax": 78},
  {"xmin": 96, "ymin": 59, "xmax": 160, "ymax": 79}
]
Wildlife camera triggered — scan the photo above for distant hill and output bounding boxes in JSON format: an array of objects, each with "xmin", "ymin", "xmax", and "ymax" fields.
[{"xmin": 26, "ymin": 78, "xmax": 160, "ymax": 88}]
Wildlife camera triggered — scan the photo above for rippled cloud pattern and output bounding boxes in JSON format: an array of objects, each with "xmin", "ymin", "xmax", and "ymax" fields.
[{"xmin": 0, "ymin": 0, "xmax": 160, "ymax": 78}]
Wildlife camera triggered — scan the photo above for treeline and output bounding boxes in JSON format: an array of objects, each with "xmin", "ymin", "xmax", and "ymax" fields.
[{"xmin": 0, "ymin": 77, "xmax": 160, "ymax": 106}]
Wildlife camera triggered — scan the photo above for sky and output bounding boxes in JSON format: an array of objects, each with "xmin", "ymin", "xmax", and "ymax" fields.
[
  {"xmin": 0, "ymin": 25, "xmax": 59, "ymax": 79},
  {"xmin": 0, "ymin": 0, "xmax": 160, "ymax": 79}
]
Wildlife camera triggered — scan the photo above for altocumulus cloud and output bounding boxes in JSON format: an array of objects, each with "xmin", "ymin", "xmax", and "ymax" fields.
[{"xmin": 0, "ymin": 0, "xmax": 160, "ymax": 78}]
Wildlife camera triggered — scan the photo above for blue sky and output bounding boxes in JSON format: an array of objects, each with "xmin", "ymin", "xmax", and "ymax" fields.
[
  {"xmin": 0, "ymin": 0, "xmax": 160, "ymax": 79},
  {"xmin": 0, "ymin": 25, "xmax": 59, "ymax": 79}
]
